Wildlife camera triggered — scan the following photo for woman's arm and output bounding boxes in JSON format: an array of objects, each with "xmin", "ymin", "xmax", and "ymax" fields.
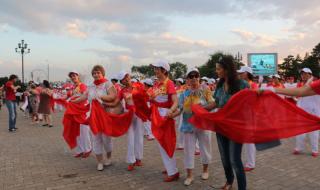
[
  {"xmin": 166, "ymin": 94, "xmax": 178, "ymax": 118},
  {"xmin": 274, "ymin": 85, "xmax": 316, "ymax": 97},
  {"xmin": 100, "ymin": 86, "xmax": 117, "ymax": 102}
]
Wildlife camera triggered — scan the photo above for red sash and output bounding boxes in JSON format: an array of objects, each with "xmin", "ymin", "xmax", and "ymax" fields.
[
  {"xmin": 190, "ymin": 89, "xmax": 320, "ymax": 144},
  {"xmin": 62, "ymin": 100, "xmax": 90, "ymax": 149},
  {"xmin": 150, "ymin": 104, "xmax": 176, "ymax": 158},
  {"xmin": 89, "ymin": 100, "xmax": 134, "ymax": 137}
]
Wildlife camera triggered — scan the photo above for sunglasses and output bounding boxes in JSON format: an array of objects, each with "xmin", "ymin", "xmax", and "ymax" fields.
[{"xmin": 188, "ymin": 74, "xmax": 199, "ymax": 79}]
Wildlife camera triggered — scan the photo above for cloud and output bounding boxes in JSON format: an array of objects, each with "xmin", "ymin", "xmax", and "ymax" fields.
[
  {"xmin": 65, "ymin": 20, "xmax": 88, "ymax": 39},
  {"xmin": 231, "ymin": 29, "xmax": 278, "ymax": 46}
]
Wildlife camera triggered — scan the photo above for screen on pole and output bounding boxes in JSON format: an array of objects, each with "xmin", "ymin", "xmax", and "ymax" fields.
[{"xmin": 247, "ymin": 53, "xmax": 278, "ymax": 75}]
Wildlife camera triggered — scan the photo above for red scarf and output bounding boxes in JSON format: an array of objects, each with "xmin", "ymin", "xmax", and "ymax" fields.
[
  {"xmin": 94, "ymin": 78, "xmax": 107, "ymax": 85},
  {"xmin": 150, "ymin": 104, "xmax": 176, "ymax": 158},
  {"xmin": 62, "ymin": 100, "xmax": 90, "ymax": 149},
  {"xmin": 89, "ymin": 100, "xmax": 134, "ymax": 137},
  {"xmin": 189, "ymin": 89, "xmax": 320, "ymax": 144}
]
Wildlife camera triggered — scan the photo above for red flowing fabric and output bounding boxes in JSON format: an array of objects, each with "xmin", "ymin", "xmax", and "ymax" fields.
[
  {"xmin": 62, "ymin": 100, "xmax": 89, "ymax": 149},
  {"xmin": 150, "ymin": 105, "xmax": 176, "ymax": 158},
  {"xmin": 89, "ymin": 100, "xmax": 134, "ymax": 137},
  {"xmin": 189, "ymin": 89, "xmax": 320, "ymax": 144},
  {"xmin": 132, "ymin": 83, "xmax": 151, "ymax": 121}
]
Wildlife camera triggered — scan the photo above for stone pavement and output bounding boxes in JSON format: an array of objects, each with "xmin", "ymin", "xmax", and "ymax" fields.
[{"xmin": 0, "ymin": 108, "xmax": 320, "ymax": 190}]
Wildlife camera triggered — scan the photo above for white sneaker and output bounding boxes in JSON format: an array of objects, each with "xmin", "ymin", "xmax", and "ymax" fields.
[
  {"xmin": 201, "ymin": 172, "xmax": 209, "ymax": 180},
  {"xmin": 97, "ymin": 163, "xmax": 104, "ymax": 171},
  {"xmin": 184, "ymin": 177, "xmax": 194, "ymax": 186},
  {"xmin": 104, "ymin": 158, "xmax": 112, "ymax": 166}
]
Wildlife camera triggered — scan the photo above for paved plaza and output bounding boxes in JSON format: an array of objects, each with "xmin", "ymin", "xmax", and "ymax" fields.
[{"xmin": 1, "ymin": 108, "xmax": 320, "ymax": 190}]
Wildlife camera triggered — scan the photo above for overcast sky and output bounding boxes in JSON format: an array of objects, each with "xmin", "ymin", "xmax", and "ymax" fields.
[{"xmin": 0, "ymin": 0, "xmax": 319, "ymax": 81}]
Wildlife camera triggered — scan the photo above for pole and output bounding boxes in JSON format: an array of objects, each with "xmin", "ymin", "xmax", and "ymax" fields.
[
  {"xmin": 22, "ymin": 52, "xmax": 24, "ymax": 84},
  {"xmin": 48, "ymin": 64, "xmax": 49, "ymax": 81}
]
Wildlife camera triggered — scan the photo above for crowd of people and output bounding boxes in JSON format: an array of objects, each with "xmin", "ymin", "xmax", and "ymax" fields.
[{"xmin": 1, "ymin": 56, "xmax": 320, "ymax": 190}]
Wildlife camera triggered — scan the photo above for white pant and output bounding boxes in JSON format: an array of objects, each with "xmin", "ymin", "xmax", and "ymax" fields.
[
  {"xmin": 244, "ymin": 143, "xmax": 256, "ymax": 168},
  {"xmin": 54, "ymin": 104, "xmax": 64, "ymax": 111},
  {"xmin": 21, "ymin": 97, "xmax": 28, "ymax": 111},
  {"xmin": 75, "ymin": 124, "xmax": 92, "ymax": 154},
  {"xmin": 295, "ymin": 131, "xmax": 319, "ymax": 153},
  {"xmin": 157, "ymin": 107, "xmax": 178, "ymax": 176},
  {"xmin": 92, "ymin": 133, "xmax": 113, "ymax": 155},
  {"xmin": 127, "ymin": 115, "xmax": 144, "ymax": 164},
  {"xmin": 183, "ymin": 128, "xmax": 212, "ymax": 169},
  {"xmin": 144, "ymin": 121, "xmax": 154, "ymax": 138},
  {"xmin": 176, "ymin": 114, "xmax": 184, "ymax": 148}
]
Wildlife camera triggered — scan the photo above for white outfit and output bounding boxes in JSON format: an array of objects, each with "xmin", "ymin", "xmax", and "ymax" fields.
[
  {"xmin": 155, "ymin": 94, "xmax": 178, "ymax": 176},
  {"xmin": 295, "ymin": 80, "xmax": 320, "ymax": 153},
  {"xmin": 183, "ymin": 128, "xmax": 212, "ymax": 169},
  {"xmin": 127, "ymin": 114, "xmax": 144, "ymax": 163},
  {"xmin": 88, "ymin": 81, "xmax": 114, "ymax": 155},
  {"xmin": 175, "ymin": 114, "xmax": 184, "ymax": 148},
  {"xmin": 75, "ymin": 124, "xmax": 92, "ymax": 154},
  {"xmin": 21, "ymin": 96, "xmax": 28, "ymax": 111},
  {"xmin": 244, "ymin": 143, "xmax": 256, "ymax": 168},
  {"xmin": 144, "ymin": 121, "xmax": 154, "ymax": 139}
]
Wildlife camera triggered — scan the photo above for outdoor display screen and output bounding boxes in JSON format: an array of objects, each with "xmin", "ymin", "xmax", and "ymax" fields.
[{"xmin": 248, "ymin": 53, "xmax": 278, "ymax": 76}]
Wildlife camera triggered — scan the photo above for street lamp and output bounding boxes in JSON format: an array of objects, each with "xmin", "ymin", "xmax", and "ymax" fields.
[
  {"xmin": 15, "ymin": 40, "xmax": 31, "ymax": 84},
  {"xmin": 235, "ymin": 52, "xmax": 243, "ymax": 63}
]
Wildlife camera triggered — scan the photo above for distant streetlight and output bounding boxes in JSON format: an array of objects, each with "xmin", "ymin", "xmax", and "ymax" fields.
[
  {"xmin": 235, "ymin": 52, "xmax": 243, "ymax": 63},
  {"xmin": 15, "ymin": 40, "xmax": 30, "ymax": 83}
]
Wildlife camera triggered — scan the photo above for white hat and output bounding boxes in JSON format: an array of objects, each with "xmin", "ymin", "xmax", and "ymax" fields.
[
  {"xmin": 237, "ymin": 66, "xmax": 253, "ymax": 74},
  {"xmin": 151, "ymin": 60, "xmax": 170, "ymax": 72},
  {"xmin": 186, "ymin": 67, "xmax": 200, "ymax": 76},
  {"xmin": 68, "ymin": 70, "xmax": 79, "ymax": 77},
  {"xmin": 143, "ymin": 78, "xmax": 153, "ymax": 86},
  {"xmin": 208, "ymin": 78, "xmax": 216, "ymax": 84},
  {"xmin": 110, "ymin": 74, "xmax": 118, "ymax": 80},
  {"xmin": 201, "ymin": 76, "xmax": 209, "ymax": 81},
  {"xmin": 301, "ymin": 68, "xmax": 312, "ymax": 74},
  {"xmin": 117, "ymin": 71, "xmax": 129, "ymax": 81},
  {"xmin": 175, "ymin": 78, "xmax": 184, "ymax": 84},
  {"xmin": 273, "ymin": 74, "xmax": 281, "ymax": 79},
  {"xmin": 131, "ymin": 78, "xmax": 137, "ymax": 83}
]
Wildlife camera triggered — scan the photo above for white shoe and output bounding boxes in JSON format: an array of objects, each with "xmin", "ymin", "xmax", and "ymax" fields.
[
  {"xmin": 201, "ymin": 172, "xmax": 209, "ymax": 180},
  {"xmin": 97, "ymin": 163, "xmax": 104, "ymax": 171},
  {"xmin": 184, "ymin": 177, "xmax": 194, "ymax": 186},
  {"xmin": 104, "ymin": 158, "xmax": 112, "ymax": 166}
]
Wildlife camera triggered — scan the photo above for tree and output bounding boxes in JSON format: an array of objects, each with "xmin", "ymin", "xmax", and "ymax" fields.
[
  {"xmin": 131, "ymin": 62, "xmax": 187, "ymax": 79},
  {"xmin": 169, "ymin": 62, "xmax": 187, "ymax": 79},
  {"xmin": 278, "ymin": 55, "xmax": 302, "ymax": 78},
  {"xmin": 131, "ymin": 65, "xmax": 154, "ymax": 78},
  {"xmin": 0, "ymin": 77, "xmax": 8, "ymax": 86}
]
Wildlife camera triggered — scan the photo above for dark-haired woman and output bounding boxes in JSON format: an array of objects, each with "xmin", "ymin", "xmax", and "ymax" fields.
[
  {"xmin": 5, "ymin": 74, "xmax": 21, "ymax": 132},
  {"xmin": 38, "ymin": 80, "xmax": 53, "ymax": 127},
  {"xmin": 214, "ymin": 56, "xmax": 249, "ymax": 190},
  {"xmin": 237, "ymin": 66, "xmax": 258, "ymax": 172}
]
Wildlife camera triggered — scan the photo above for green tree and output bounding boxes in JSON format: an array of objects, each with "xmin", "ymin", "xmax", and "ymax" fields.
[
  {"xmin": 278, "ymin": 55, "xmax": 302, "ymax": 78},
  {"xmin": 131, "ymin": 65, "xmax": 154, "ymax": 77},
  {"xmin": 169, "ymin": 62, "xmax": 187, "ymax": 79}
]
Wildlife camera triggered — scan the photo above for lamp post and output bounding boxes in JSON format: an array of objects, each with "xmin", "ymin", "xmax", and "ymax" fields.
[
  {"xmin": 235, "ymin": 52, "xmax": 243, "ymax": 63},
  {"xmin": 15, "ymin": 40, "xmax": 30, "ymax": 84}
]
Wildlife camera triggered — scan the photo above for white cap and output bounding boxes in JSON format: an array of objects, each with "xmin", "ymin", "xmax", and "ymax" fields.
[
  {"xmin": 201, "ymin": 76, "xmax": 209, "ymax": 81},
  {"xmin": 151, "ymin": 60, "xmax": 170, "ymax": 72},
  {"xmin": 117, "ymin": 71, "xmax": 129, "ymax": 81},
  {"xmin": 237, "ymin": 66, "xmax": 253, "ymax": 74},
  {"xmin": 131, "ymin": 78, "xmax": 137, "ymax": 83},
  {"xmin": 186, "ymin": 67, "xmax": 200, "ymax": 76},
  {"xmin": 175, "ymin": 78, "xmax": 184, "ymax": 84},
  {"xmin": 301, "ymin": 68, "xmax": 312, "ymax": 74},
  {"xmin": 68, "ymin": 70, "xmax": 79, "ymax": 77},
  {"xmin": 273, "ymin": 74, "xmax": 281, "ymax": 79},
  {"xmin": 110, "ymin": 74, "xmax": 118, "ymax": 80},
  {"xmin": 208, "ymin": 78, "xmax": 216, "ymax": 84},
  {"xmin": 143, "ymin": 78, "xmax": 153, "ymax": 86}
]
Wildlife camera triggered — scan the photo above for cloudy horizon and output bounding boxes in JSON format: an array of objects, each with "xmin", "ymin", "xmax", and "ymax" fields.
[{"xmin": 0, "ymin": 0, "xmax": 319, "ymax": 81}]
